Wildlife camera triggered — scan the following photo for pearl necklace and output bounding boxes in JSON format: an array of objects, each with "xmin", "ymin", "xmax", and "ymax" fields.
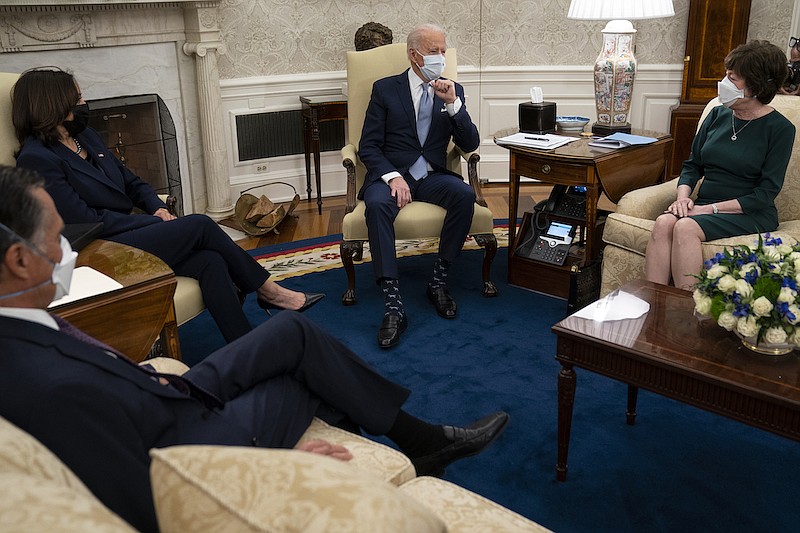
[
  {"xmin": 730, "ymin": 113, "xmax": 752, "ymax": 141},
  {"xmin": 72, "ymin": 137, "xmax": 83, "ymax": 155}
]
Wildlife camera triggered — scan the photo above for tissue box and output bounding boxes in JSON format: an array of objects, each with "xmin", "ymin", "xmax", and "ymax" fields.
[{"xmin": 519, "ymin": 102, "xmax": 556, "ymax": 134}]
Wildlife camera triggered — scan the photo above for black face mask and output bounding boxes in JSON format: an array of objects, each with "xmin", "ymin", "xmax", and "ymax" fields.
[{"xmin": 63, "ymin": 103, "xmax": 89, "ymax": 137}]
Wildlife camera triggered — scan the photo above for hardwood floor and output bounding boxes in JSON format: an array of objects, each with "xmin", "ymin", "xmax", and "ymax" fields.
[{"xmin": 228, "ymin": 182, "xmax": 553, "ymax": 251}]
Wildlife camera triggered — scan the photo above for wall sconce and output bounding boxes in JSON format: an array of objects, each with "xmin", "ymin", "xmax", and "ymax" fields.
[{"xmin": 567, "ymin": 0, "xmax": 675, "ymax": 135}]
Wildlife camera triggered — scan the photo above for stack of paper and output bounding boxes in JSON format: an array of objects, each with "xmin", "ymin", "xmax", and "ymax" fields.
[
  {"xmin": 496, "ymin": 132, "xmax": 579, "ymax": 150},
  {"xmin": 588, "ymin": 132, "xmax": 657, "ymax": 149},
  {"xmin": 47, "ymin": 266, "xmax": 124, "ymax": 308}
]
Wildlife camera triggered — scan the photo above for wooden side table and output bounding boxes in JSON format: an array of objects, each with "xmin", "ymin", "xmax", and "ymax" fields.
[
  {"xmin": 300, "ymin": 94, "xmax": 348, "ymax": 214},
  {"xmin": 50, "ymin": 239, "xmax": 180, "ymax": 362},
  {"xmin": 497, "ymin": 130, "xmax": 673, "ymax": 298}
]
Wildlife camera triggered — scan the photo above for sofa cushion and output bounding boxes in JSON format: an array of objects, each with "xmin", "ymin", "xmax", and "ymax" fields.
[
  {"xmin": 0, "ymin": 416, "xmax": 135, "ymax": 532},
  {"xmin": 398, "ymin": 476, "xmax": 553, "ymax": 532},
  {"xmin": 150, "ymin": 446, "xmax": 446, "ymax": 533},
  {"xmin": 298, "ymin": 417, "xmax": 416, "ymax": 486},
  {"xmin": 342, "ymin": 200, "xmax": 493, "ymax": 241}
]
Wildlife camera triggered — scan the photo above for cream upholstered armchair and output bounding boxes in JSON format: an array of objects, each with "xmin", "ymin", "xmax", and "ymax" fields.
[
  {"xmin": 600, "ymin": 95, "xmax": 800, "ymax": 296},
  {"xmin": 340, "ymin": 43, "xmax": 498, "ymax": 305},
  {"xmin": 0, "ymin": 72, "xmax": 205, "ymax": 330}
]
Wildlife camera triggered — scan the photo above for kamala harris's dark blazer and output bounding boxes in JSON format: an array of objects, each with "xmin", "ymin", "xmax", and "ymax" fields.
[
  {"xmin": 16, "ymin": 128, "xmax": 166, "ymax": 239},
  {"xmin": 357, "ymin": 69, "xmax": 480, "ymax": 197}
]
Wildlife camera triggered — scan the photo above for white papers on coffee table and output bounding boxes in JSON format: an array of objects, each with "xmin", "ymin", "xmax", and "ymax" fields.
[{"xmin": 571, "ymin": 289, "xmax": 650, "ymax": 322}]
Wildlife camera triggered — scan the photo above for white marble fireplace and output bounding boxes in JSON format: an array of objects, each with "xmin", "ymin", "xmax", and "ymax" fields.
[{"xmin": 0, "ymin": 0, "xmax": 234, "ymax": 219}]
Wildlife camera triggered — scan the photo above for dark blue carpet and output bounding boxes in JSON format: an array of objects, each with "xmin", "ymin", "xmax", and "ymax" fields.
[{"xmin": 179, "ymin": 238, "xmax": 800, "ymax": 533}]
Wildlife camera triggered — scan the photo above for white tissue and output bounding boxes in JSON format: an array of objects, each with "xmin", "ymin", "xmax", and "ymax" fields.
[{"xmin": 530, "ymin": 87, "xmax": 543, "ymax": 103}]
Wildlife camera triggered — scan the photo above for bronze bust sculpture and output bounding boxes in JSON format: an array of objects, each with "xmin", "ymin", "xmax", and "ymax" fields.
[{"xmin": 354, "ymin": 22, "xmax": 393, "ymax": 51}]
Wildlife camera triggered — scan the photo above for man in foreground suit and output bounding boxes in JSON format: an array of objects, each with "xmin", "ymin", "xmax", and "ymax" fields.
[
  {"xmin": 0, "ymin": 166, "xmax": 509, "ymax": 533},
  {"xmin": 359, "ymin": 23, "xmax": 481, "ymax": 348}
]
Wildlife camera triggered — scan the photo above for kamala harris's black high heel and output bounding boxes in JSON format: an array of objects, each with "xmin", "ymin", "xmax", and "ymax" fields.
[{"xmin": 256, "ymin": 292, "xmax": 325, "ymax": 315}]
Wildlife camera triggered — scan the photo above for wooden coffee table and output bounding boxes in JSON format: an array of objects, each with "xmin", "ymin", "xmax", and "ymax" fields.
[
  {"xmin": 552, "ymin": 279, "xmax": 800, "ymax": 481},
  {"xmin": 50, "ymin": 240, "xmax": 180, "ymax": 362}
]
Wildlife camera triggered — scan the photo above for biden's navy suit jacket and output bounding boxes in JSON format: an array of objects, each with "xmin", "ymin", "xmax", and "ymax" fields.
[{"xmin": 357, "ymin": 69, "xmax": 480, "ymax": 197}]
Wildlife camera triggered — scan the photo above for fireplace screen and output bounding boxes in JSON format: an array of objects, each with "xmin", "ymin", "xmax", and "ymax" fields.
[{"xmin": 87, "ymin": 94, "xmax": 183, "ymax": 215}]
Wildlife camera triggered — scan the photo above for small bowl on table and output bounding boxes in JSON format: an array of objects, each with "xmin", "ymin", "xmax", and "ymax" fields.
[{"xmin": 556, "ymin": 116, "xmax": 590, "ymax": 133}]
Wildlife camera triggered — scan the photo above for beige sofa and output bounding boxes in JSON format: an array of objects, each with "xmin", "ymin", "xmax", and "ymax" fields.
[
  {"xmin": 600, "ymin": 95, "xmax": 800, "ymax": 296},
  {"xmin": 0, "ymin": 358, "xmax": 551, "ymax": 532}
]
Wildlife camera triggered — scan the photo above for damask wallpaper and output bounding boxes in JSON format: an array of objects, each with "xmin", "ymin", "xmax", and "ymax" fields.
[{"xmin": 217, "ymin": 0, "xmax": 794, "ymax": 79}]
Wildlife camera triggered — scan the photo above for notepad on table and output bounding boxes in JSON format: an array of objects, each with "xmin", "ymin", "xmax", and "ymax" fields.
[
  {"xmin": 47, "ymin": 266, "xmax": 124, "ymax": 308},
  {"xmin": 588, "ymin": 132, "xmax": 657, "ymax": 149},
  {"xmin": 495, "ymin": 132, "xmax": 579, "ymax": 150}
]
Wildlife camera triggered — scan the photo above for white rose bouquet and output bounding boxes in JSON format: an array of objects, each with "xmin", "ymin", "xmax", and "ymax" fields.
[{"xmin": 692, "ymin": 235, "xmax": 800, "ymax": 347}]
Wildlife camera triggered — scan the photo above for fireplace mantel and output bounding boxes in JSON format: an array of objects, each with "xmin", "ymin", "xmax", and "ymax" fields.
[{"xmin": 0, "ymin": 0, "xmax": 235, "ymax": 220}]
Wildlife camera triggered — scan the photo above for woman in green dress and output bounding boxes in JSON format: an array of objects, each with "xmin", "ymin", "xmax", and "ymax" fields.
[{"xmin": 646, "ymin": 40, "xmax": 796, "ymax": 290}]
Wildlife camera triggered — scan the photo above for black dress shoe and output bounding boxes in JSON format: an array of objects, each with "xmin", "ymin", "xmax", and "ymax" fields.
[
  {"xmin": 377, "ymin": 313, "xmax": 407, "ymax": 349},
  {"xmin": 427, "ymin": 285, "xmax": 457, "ymax": 319},
  {"xmin": 257, "ymin": 292, "xmax": 325, "ymax": 315},
  {"xmin": 411, "ymin": 411, "xmax": 509, "ymax": 477}
]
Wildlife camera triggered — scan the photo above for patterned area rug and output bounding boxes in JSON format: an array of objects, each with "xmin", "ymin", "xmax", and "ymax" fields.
[{"xmin": 252, "ymin": 223, "xmax": 510, "ymax": 281}]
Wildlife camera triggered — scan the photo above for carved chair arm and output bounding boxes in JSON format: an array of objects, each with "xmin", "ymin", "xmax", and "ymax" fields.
[
  {"xmin": 341, "ymin": 144, "xmax": 358, "ymax": 214},
  {"xmin": 156, "ymin": 194, "xmax": 179, "ymax": 216},
  {"xmin": 451, "ymin": 146, "xmax": 486, "ymax": 208}
]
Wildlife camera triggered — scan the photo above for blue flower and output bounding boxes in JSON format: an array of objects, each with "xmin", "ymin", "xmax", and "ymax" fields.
[{"xmin": 732, "ymin": 304, "xmax": 750, "ymax": 317}]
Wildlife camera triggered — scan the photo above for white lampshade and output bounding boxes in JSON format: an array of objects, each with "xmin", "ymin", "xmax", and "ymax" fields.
[{"xmin": 567, "ymin": 0, "xmax": 675, "ymax": 20}]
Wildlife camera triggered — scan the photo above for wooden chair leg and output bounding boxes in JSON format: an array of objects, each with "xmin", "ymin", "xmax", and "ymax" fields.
[
  {"xmin": 474, "ymin": 233, "xmax": 499, "ymax": 297},
  {"xmin": 340, "ymin": 240, "xmax": 361, "ymax": 305}
]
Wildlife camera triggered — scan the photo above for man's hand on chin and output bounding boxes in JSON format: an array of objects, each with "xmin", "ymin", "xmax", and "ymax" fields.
[
  {"xmin": 431, "ymin": 79, "xmax": 456, "ymax": 104},
  {"xmin": 389, "ymin": 176, "xmax": 412, "ymax": 208}
]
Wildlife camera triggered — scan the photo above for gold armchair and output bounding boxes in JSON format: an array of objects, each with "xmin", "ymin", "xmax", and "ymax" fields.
[{"xmin": 340, "ymin": 43, "xmax": 498, "ymax": 305}]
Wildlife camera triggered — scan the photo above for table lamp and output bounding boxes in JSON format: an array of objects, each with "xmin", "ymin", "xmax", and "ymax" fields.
[{"xmin": 567, "ymin": 0, "xmax": 675, "ymax": 135}]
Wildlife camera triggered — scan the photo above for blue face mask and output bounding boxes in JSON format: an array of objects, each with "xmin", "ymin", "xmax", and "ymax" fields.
[{"xmin": 415, "ymin": 50, "xmax": 445, "ymax": 81}]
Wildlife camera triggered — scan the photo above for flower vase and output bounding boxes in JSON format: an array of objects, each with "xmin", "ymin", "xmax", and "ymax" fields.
[
  {"xmin": 735, "ymin": 332, "xmax": 795, "ymax": 360},
  {"xmin": 693, "ymin": 309, "xmax": 713, "ymax": 323},
  {"xmin": 593, "ymin": 22, "xmax": 637, "ymax": 133}
]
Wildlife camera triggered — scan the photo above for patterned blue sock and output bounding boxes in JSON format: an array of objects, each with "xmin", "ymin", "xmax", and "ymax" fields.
[
  {"xmin": 381, "ymin": 278, "xmax": 404, "ymax": 317},
  {"xmin": 429, "ymin": 257, "xmax": 451, "ymax": 289}
]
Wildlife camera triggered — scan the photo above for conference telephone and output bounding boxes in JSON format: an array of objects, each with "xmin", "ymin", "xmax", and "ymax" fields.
[
  {"xmin": 526, "ymin": 220, "xmax": 575, "ymax": 265},
  {"xmin": 541, "ymin": 184, "xmax": 587, "ymax": 220},
  {"xmin": 515, "ymin": 184, "xmax": 586, "ymax": 265}
]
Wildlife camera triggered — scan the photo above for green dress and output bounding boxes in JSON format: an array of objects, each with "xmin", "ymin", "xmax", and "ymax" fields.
[{"xmin": 678, "ymin": 105, "xmax": 795, "ymax": 240}]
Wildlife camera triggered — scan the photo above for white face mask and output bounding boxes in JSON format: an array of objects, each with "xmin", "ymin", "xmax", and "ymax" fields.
[
  {"xmin": 415, "ymin": 50, "xmax": 445, "ymax": 81},
  {"xmin": 50, "ymin": 235, "xmax": 78, "ymax": 300},
  {"xmin": 0, "ymin": 229, "xmax": 77, "ymax": 301},
  {"xmin": 718, "ymin": 76, "xmax": 745, "ymax": 107}
]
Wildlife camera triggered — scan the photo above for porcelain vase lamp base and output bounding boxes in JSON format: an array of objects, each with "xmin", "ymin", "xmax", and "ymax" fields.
[{"xmin": 592, "ymin": 20, "xmax": 637, "ymax": 135}]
